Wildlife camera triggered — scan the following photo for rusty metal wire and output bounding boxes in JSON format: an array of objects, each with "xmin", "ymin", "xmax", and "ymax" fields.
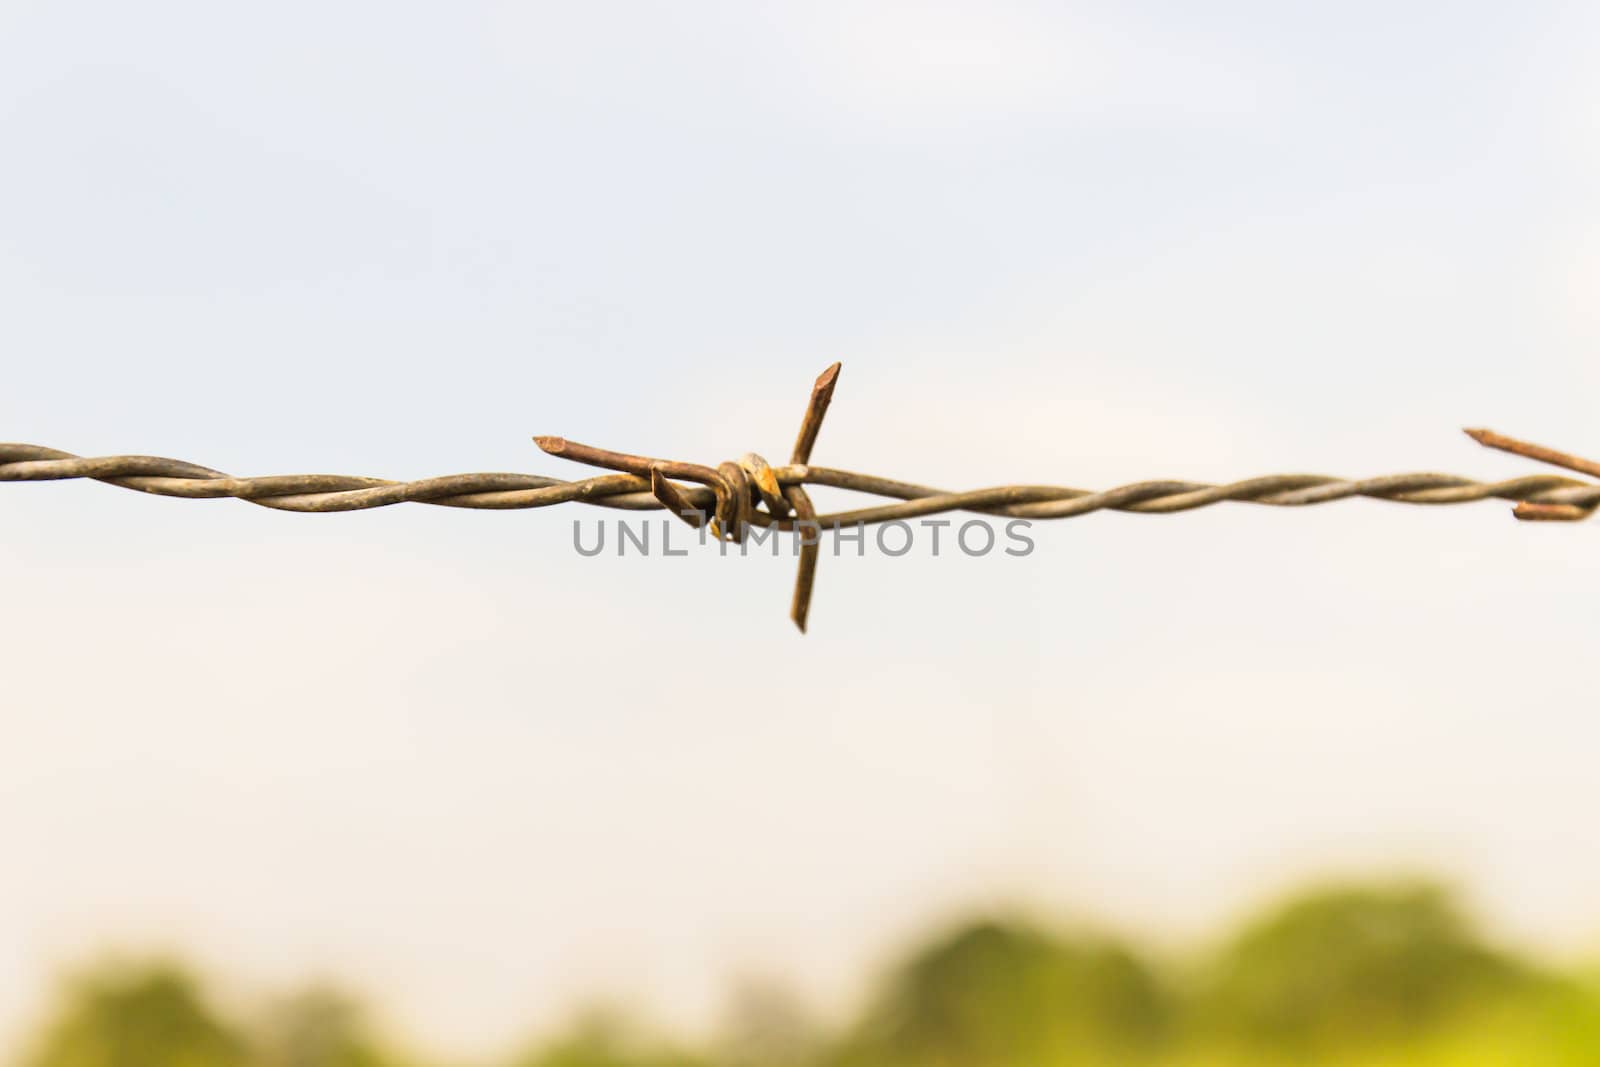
[{"xmin": 4, "ymin": 364, "xmax": 1596, "ymax": 631}]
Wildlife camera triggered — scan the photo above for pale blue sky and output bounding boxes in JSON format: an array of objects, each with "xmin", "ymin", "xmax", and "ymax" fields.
[{"xmin": 3, "ymin": 1, "xmax": 1599, "ymax": 1057}]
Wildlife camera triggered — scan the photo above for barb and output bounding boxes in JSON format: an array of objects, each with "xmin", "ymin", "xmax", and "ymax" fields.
[
  {"xmin": 4, "ymin": 366, "xmax": 1597, "ymax": 631},
  {"xmin": 782, "ymin": 361, "xmax": 840, "ymax": 633}
]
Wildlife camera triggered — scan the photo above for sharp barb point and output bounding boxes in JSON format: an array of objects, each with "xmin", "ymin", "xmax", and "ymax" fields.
[{"xmin": 1460, "ymin": 427, "xmax": 1600, "ymax": 480}]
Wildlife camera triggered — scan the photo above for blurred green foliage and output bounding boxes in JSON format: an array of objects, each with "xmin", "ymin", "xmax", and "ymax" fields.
[
  {"xmin": 21, "ymin": 961, "xmax": 246, "ymax": 1067},
  {"xmin": 840, "ymin": 919, "xmax": 1169, "ymax": 1066},
  {"xmin": 1199, "ymin": 883, "xmax": 1525, "ymax": 1049},
  {"xmin": 15, "ymin": 881, "xmax": 1600, "ymax": 1067},
  {"xmin": 511, "ymin": 1011, "xmax": 705, "ymax": 1067},
  {"xmin": 253, "ymin": 988, "xmax": 396, "ymax": 1067}
]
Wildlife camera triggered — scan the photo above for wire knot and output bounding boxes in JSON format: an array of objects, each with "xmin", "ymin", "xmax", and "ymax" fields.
[
  {"xmin": 700, "ymin": 454, "xmax": 787, "ymax": 542},
  {"xmin": 626, "ymin": 451, "xmax": 788, "ymax": 542},
  {"xmin": 535, "ymin": 362, "xmax": 842, "ymax": 631}
]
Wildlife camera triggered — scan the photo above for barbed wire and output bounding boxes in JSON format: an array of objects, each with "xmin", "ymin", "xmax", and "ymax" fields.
[{"xmin": 4, "ymin": 365, "xmax": 1596, "ymax": 631}]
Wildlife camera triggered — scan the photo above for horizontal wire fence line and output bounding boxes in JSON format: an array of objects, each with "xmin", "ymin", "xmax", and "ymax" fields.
[
  {"xmin": 6, "ymin": 445, "xmax": 1600, "ymax": 520},
  {"xmin": 5, "ymin": 365, "xmax": 1597, "ymax": 630}
]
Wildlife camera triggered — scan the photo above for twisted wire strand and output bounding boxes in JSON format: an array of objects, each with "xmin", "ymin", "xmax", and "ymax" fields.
[{"xmin": 5, "ymin": 443, "xmax": 1597, "ymax": 526}]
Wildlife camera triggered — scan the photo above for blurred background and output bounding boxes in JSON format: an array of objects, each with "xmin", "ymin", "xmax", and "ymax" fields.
[{"xmin": 3, "ymin": 1, "xmax": 1599, "ymax": 1064}]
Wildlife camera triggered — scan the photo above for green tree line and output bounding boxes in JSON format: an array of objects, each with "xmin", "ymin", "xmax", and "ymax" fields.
[{"xmin": 17, "ymin": 882, "xmax": 1600, "ymax": 1067}]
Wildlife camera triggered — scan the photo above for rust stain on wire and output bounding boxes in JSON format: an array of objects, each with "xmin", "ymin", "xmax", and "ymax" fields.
[{"xmin": 3, "ymin": 364, "xmax": 1597, "ymax": 631}]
